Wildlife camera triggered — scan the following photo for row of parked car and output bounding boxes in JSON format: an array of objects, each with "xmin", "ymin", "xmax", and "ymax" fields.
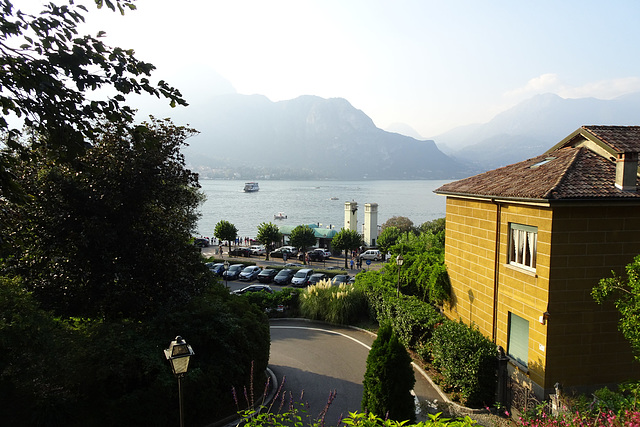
[{"xmin": 205, "ymin": 262, "xmax": 353, "ymax": 288}]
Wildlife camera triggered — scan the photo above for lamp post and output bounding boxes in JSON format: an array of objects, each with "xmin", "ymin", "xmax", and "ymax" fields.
[
  {"xmin": 396, "ymin": 254, "xmax": 404, "ymax": 297},
  {"xmin": 223, "ymin": 260, "xmax": 230, "ymax": 289},
  {"xmin": 165, "ymin": 336, "xmax": 195, "ymax": 427}
]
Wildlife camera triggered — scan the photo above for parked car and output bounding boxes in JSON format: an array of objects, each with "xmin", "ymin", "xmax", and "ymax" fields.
[
  {"xmin": 281, "ymin": 246, "xmax": 299, "ymax": 255},
  {"xmin": 285, "ymin": 263, "xmax": 303, "ymax": 268},
  {"xmin": 359, "ymin": 249, "xmax": 382, "ymax": 261},
  {"xmin": 331, "ymin": 274, "xmax": 350, "ymax": 285},
  {"xmin": 299, "ymin": 251, "xmax": 324, "ymax": 262},
  {"xmin": 250, "ymin": 245, "xmax": 266, "ymax": 255},
  {"xmin": 257, "ymin": 268, "xmax": 278, "ymax": 283},
  {"xmin": 206, "ymin": 262, "xmax": 225, "ymax": 276},
  {"xmin": 273, "ymin": 269, "xmax": 295, "ymax": 285},
  {"xmin": 291, "ymin": 268, "xmax": 314, "ymax": 287},
  {"xmin": 307, "ymin": 273, "xmax": 328, "ymax": 285},
  {"xmin": 232, "ymin": 284, "xmax": 273, "ymax": 295},
  {"xmin": 314, "ymin": 248, "xmax": 332, "ymax": 258},
  {"xmin": 239, "ymin": 266, "xmax": 261, "ymax": 281},
  {"xmin": 222, "ymin": 263, "xmax": 245, "ymax": 280},
  {"xmin": 193, "ymin": 238, "xmax": 209, "ymax": 247},
  {"xmin": 271, "ymin": 247, "xmax": 295, "ymax": 258},
  {"xmin": 229, "ymin": 247, "xmax": 252, "ymax": 257}
]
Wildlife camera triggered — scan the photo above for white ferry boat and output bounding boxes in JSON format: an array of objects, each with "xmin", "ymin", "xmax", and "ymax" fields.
[
  {"xmin": 243, "ymin": 182, "xmax": 259, "ymax": 192},
  {"xmin": 274, "ymin": 212, "xmax": 287, "ymax": 220}
]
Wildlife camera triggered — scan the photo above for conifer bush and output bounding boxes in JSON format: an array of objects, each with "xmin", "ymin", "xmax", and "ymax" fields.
[{"xmin": 362, "ymin": 323, "xmax": 416, "ymax": 423}]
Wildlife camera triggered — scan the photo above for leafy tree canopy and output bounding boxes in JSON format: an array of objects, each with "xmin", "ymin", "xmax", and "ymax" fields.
[
  {"xmin": 331, "ymin": 228, "xmax": 363, "ymax": 269},
  {"xmin": 0, "ymin": 0, "xmax": 185, "ymax": 199},
  {"xmin": 593, "ymin": 254, "xmax": 640, "ymax": 363},
  {"xmin": 256, "ymin": 222, "xmax": 281, "ymax": 260},
  {"xmin": 215, "ymin": 220, "xmax": 238, "ymax": 252},
  {"xmin": 381, "ymin": 216, "xmax": 415, "ymax": 234},
  {"xmin": 1, "ymin": 118, "xmax": 207, "ymax": 319},
  {"xmin": 377, "ymin": 226, "xmax": 401, "ymax": 254},
  {"xmin": 289, "ymin": 225, "xmax": 317, "ymax": 262}
]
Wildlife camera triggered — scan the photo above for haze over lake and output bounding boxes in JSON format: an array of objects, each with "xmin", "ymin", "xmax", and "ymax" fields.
[{"xmin": 197, "ymin": 180, "xmax": 449, "ymax": 239}]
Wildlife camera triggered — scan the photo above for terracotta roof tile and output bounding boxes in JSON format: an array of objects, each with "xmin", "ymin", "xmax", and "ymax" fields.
[
  {"xmin": 583, "ymin": 125, "xmax": 640, "ymax": 153},
  {"xmin": 435, "ymin": 147, "xmax": 640, "ymax": 200}
]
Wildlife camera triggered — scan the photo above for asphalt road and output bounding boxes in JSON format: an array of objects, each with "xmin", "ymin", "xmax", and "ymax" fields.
[{"xmin": 268, "ymin": 319, "xmax": 447, "ymax": 425}]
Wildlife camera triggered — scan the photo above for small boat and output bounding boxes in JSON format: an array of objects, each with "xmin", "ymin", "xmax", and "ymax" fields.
[
  {"xmin": 243, "ymin": 182, "xmax": 259, "ymax": 192},
  {"xmin": 329, "ymin": 197, "xmax": 339, "ymax": 200},
  {"xmin": 274, "ymin": 212, "xmax": 287, "ymax": 220}
]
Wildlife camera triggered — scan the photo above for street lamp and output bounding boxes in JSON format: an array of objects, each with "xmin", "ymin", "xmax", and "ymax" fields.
[
  {"xmin": 165, "ymin": 336, "xmax": 195, "ymax": 427},
  {"xmin": 396, "ymin": 254, "xmax": 404, "ymax": 297},
  {"xmin": 223, "ymin": 260, "xmax": 230, "ymax": 289}
]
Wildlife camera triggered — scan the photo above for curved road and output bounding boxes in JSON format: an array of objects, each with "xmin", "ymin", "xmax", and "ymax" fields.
[{"xmin": 269, "ymin": 319, "xmax": 445, "ymax": 426}]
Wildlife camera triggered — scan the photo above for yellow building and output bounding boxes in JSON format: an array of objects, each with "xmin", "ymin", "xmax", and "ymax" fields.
[{"xmin": 435, "ymin": 126, "xmax": 640, "ymax": 398}]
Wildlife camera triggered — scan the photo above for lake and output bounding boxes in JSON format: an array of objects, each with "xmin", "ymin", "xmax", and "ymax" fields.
[{"xmin": 196, "ymin": 179, "xmax": 451, "ymax": 239}]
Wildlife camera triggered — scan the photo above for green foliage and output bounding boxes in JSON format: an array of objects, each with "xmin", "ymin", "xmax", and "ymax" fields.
[
  {"xmin": 362, "ymin": 323, "xmax": 416, "ymax": 423},
  {"xmin": 0, "ymin": 0, "xmax": 185, "ymax": 199},
  {"xmin": 3, "ymin": 118, "xmax": 207, "ymax": 320},
  {"xmin": 257, "ymin": 222, "xmax": 282, "ymax": 259},
  {"xmin": 429, "ymin": 320, "xmax": 497, "ymax": 406},
  {"xmin": 0, "ymin": 279, "xmax": 271, "ymax": 426},
  {"xmin": 593, "ymin": 254, "xmax": 640, "ymax": 363},
  {"xmin": 382, "ymin": 216, "xmax": 416, "ymax": 234},
  {"xmin": 289, "ymin": 225, "xmax": 317, "ymax": 262},
  {"xmin": 215, "ymin": 219, "xmax": 239, "ymax": 253},
  {"xmin": 331, "ymin": 228, "xmax": 364, "ymax": 269},
  {"xmin": 299, "ymin": 280, "xmax": 368, "ymax": 324},
  {"xmin": 377, "ymin": 226, "xmax": 401, "ymax": 254}
]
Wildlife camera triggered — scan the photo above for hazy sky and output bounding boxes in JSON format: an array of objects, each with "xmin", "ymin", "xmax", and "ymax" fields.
[{"xmin": 24, "ymin": 0, "xmax": 640, "ymax": 137}]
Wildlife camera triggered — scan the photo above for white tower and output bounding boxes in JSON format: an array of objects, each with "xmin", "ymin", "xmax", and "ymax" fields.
[
  {"xmin": 363, "ymin": 203, "xmax": 379, "ymax": 247},
  {"xmin": 344, "ymin": 201, "xmax": 358, "ymax": 231}
]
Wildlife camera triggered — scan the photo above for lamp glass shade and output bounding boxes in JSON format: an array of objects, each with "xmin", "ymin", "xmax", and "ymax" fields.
[
  {"xmin": 171, "ymin": 355, "xmax": 191, "ymax": 375},
  {"xmin": 171, "ymin": 343, "xmax": 191, "ymax": 357},
  {"xmin": 396, "ymin": 255, "xmax": 404, "ymax": 266}
]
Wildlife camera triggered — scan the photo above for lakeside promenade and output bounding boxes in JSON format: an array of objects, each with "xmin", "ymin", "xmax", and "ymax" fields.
[{"xmin": 200, "ymin": 244, "xmax": 384, "ymax": 274}]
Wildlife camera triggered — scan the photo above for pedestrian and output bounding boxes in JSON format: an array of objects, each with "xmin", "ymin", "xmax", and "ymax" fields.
[{"xmin": 350, "ymin": 258, "xmax": 354, "ymax": 270}]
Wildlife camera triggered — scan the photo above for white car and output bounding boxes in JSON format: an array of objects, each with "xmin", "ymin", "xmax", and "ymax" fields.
[
  {"xmin": 281, "ymin": 245, "xmax": 299, "ymax": 255},
  {"xmin": 359, "ymin": 249, "xmax": 382, "ymax": 261},
  {"xmin": 250, "ymin": 245, "xmax": 266, "ymax": 255},
  {"xmin": 313, "ymin": 248, "xmax": 332, "ymax": 258}
]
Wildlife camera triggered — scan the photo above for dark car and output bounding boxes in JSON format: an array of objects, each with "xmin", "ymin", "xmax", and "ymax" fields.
[
  {"xmin": 307, "ymin": 273, "xmax": 328, "ymax": 286},
  {"xmin": 298, "ymin": 251, "xmax": 324, "ymax": 262},
  {"xmin": 229, "ymin": 247, "xmax": 252, "ymax": 257},
  {"xmin": 232, "ymin": 284, "xmax": 273, "ymax": 295},
  {"xmin": 331, "ymin": 274, "xmax": 350, "ymax": 285},
  {"xmin": 193, "ymin": 238, "xmax": 209, "ymax": 247},
  {"xmin": 222, "ymin": 263, "xmax": 245, "ymax": 280},
  {"xmin": 238, "ymin": 266, "xmax": 261, "ymax": 281},
  {"xmin": 270, "ymin": 247, "xmax": 295, "ymax": 259},
  {"xmin": 257, "ymin": 268, "xmax": 278, "ymax": 283},
  {"xmin": 273, "ymin": 269, "xmax": 295, "ymax": 285},
  {"xmin": 206, "ymin": 262, "xmax": 225, "ymax": 276}
]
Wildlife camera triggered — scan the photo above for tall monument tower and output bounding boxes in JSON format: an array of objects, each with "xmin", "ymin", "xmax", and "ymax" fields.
[
  {"xmin": 344, "ymin": 201, "xmax": 358, "ymax": 231},
  {"xmin": 363, "ymin": 203, "xmax": 379, "ymax": 247}
]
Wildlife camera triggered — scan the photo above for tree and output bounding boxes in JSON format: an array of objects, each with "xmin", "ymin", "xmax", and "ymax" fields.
[
  {"xmin": 2, "ymin": 118, "xmax": 207, "ymax": 319},
  {"xmin": 381, "ymin": 216, "xmax": 415, "ymax": 234},
  {"xmin": 362, "ymin": 323, "xmax": 415, "ymax": 422},
  {"xmin": 593, "ymin": 254, "xmax": 640, "ymax": 363},
  {"xmin": 332, "ymin": 228, "xmax": 363, "ymax": 269},
  {"xmin": 289, "ymin": 225, "xmax": 317, "ymax": 264},
  {"xmin": 215, "ymin": 220, "xmax": 238, "ymax": 256},
  {"xmin": 0, "ymin": 0, "xmax": 185, "ymax": 201},
  {"xmin": 377, "ymin": 226, "xmax": 401, "ymax": 255},
  {"xmin": 256, "ymin": 222, "xmax": 282, "ymax": 260}
]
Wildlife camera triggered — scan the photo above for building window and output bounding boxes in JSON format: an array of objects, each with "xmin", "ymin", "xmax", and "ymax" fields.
[
  {"xmin": 508, "ymin": 312, "xmax": 529, "ymax": 367},
  {"xmin": 509, "ymin": 223, "xmax": 537, "ymax": 270}
]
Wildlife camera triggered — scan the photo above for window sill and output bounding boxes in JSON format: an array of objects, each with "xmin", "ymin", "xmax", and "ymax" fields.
[
  {"xmin": 505, "ymin": 263, "xmax": 538, "ymax": 278},
  {"xmin": 508, "ymin": 357, "xmax": 529, "ymax": 374}
]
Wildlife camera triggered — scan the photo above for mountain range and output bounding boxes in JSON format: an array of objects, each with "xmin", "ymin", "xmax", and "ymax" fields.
[{"xmin": 167, "ymin": 79, "xmax": 640, "ymax": 179}]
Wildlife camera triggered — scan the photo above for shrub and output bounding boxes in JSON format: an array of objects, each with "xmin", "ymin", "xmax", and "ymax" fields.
[
  {"xmin": 299, "ymin": 280, "xmax": 368, "ymax": 324},
  {"xmin": 429, "ymin": 320, "xmax": 497, "ymax": 407},
  {"xmin": 362, "ymin": 323, "xmax": 416, "ymax": 423}
]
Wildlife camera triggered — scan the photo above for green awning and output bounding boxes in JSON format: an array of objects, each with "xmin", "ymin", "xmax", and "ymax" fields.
[{"xmin": 278, "ymin": 224, "xmax": 338, "ymax": 239}]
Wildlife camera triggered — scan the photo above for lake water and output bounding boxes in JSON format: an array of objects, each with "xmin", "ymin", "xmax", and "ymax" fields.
[{"xmin": 196, "ymin": 179, "xmax": 451, "ymax": 239}]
